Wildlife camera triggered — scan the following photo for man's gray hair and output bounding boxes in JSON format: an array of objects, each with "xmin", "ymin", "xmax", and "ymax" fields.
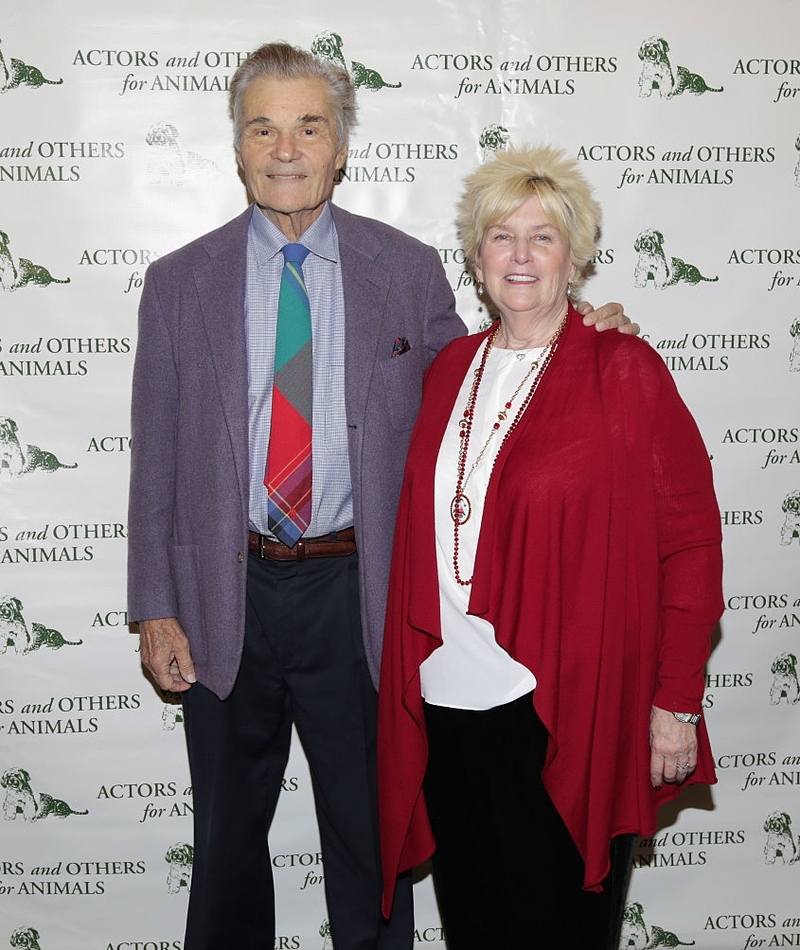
[{"xmin": 228, "ymin": 41, "xmax": 357, "ymax": 150}]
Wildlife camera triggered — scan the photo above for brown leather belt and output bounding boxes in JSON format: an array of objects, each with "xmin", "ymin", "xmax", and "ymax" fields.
[{"xmin": 248, "ymin": 527, "xmax": 356, "ymax": 562}]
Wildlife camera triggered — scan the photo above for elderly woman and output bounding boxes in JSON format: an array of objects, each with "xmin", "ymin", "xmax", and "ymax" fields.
[{"xmin": 377, "ymin": 146, "xmax": 723, "ymax": 948}]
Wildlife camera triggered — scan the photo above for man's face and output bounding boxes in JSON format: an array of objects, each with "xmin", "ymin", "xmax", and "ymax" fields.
[{"xmin": 236, "ymin": 74, "xmax": 347, "ymax": 240}]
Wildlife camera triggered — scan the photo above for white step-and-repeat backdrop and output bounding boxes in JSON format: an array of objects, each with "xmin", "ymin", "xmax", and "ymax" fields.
[{"xmin": 1, "ymin": 1, "xmax": 798, "ymax": 948}]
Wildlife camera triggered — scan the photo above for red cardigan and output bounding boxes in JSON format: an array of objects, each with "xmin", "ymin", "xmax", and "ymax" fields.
[{"xmin": 377, "ymin": 308, "xmax": 723, "ymax": 916}]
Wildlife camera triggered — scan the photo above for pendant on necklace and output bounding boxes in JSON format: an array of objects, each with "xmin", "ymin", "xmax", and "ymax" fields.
[
  {"xmin": 514, "ymin": 351, "xmax": 525, "ymax": 361},
  {"xmin": 450, "ymin": 492, "xmax": 472, "ymax": 525}
]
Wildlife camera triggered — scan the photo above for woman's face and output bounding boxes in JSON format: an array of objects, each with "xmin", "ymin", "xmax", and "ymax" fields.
[{"xmin": 475, "ymin": 194, "xmax": 575, "ymax": 323}]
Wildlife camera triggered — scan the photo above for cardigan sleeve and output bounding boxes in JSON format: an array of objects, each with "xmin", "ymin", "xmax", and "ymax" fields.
[{"xmin": 643, "ymin": 350, "xmax": 724, "ymax": 712}]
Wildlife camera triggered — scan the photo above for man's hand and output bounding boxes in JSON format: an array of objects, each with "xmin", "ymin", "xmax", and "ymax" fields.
[
  {"xmin": 649, "ymin": 705, "xmax": 698, "ymax": 789},
  {"xmin": 575, "ymin": 299, "xmax": 640, "ymax": 335},
  {"xmin": 139, "ymin": 617, "xmax": 196, "ymax": 692}
]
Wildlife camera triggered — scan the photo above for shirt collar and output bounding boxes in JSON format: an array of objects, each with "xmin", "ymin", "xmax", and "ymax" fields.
[{"xmin": 248, "ymin": 200, "xmax": 339, "ymax": 266}]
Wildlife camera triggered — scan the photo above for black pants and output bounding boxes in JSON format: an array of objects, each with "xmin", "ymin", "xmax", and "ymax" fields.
[
  {"xmin": 423, "ymin": 694, "xmax": 635, "ymax": 950},
  {"xmin": 181, "ymin": 551, "xmax": 413, "ymax": 950}
]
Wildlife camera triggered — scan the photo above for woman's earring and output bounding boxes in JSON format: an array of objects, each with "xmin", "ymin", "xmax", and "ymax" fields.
[{"xmin": 477, "ymin": 282, "xmax": 485, "ymax": 298}]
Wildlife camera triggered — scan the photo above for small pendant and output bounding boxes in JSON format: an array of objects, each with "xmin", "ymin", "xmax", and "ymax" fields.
[
  {"xmin": 450, "ymin": 493, "xmax": 472, "ymax": 525},
  {"xmin": 515, "ymin": 351, "xmax": 525, "ymax": 361}
]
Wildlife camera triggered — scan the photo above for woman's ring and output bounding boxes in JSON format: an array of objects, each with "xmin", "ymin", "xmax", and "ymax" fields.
[{"xmin": 676, "ymin": 764, "xmax": 691, "ymax": 771}]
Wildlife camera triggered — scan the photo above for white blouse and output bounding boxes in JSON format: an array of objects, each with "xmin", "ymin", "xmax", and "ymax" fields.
[{"xmin": 420, "ymin": 342, "xmax": 541, "ymax": 710}]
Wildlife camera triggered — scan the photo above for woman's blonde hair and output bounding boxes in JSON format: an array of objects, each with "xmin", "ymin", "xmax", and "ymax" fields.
[{"xmin": 456, "ymin": 145, "xmax": 601, "ymax": 291}]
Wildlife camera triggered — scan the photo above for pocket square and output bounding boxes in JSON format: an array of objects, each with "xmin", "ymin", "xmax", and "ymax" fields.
[{"xmin": 392, "ymin": 337, "xmax": 411, "ymax": 357}]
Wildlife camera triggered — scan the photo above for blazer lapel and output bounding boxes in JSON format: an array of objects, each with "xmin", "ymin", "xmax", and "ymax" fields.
[
  {"xmin": 332, "ymin": 205, "xmax": 392, "ymax": 426},
  {"xmin": 192, "ymin": 207, "xmax": 252, "ymax": 502}
]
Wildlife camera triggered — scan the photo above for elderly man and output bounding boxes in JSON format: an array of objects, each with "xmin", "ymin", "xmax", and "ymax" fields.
[{"xmin": 128, "ymin": 41, "xmax": 634, "ymax": 950}]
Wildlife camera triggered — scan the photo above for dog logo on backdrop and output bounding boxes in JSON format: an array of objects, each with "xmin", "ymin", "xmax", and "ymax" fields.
[
  {"xmin": 0, "ymin": 595, "xmax": 83, "ymax": 656},
  {"xmin": 145, "ymin": 122, "xmax": 220, "ymax": 185},
  {"xmin": 479, "ymin": 124, "xmax": 510, "ymax": 161},
  {"xmin": 161, "ymin": 701, "xmax": 184, "ymax": 731},
  {"xmin": 0, "ymin": 37, "xmax": 62, "ymax": 93},
  {"xmin": 0, "ymin": 418, "xmax": 77, "ymax": 478},
  {"xmin": 794, "ymin": 135, "xmax": 800, "ymax": 187},
  {"xmin": 1, "ymin": 768, "xmax": 88, "ymax": 822},
  {"xmin": 790, "ymin": 319, "xmax": 800, "ymax": 372},
  {"xmin": 0, "ymin": 231, "xmax": 70, "ymax": 293},
  {"xmin": 9, "ymin": 927, "xmax": 43, "ymax": 950},
  {"xmin": 781, "ymin": 490, "xmax": 800, "ymax": 546},
  {"xmin": 620, "ymin": 902, "xmax": 696, "ymax": 949},
  {"xmin": 165, "ymin": 842, "xmax": 193, "ymax": 893},
  {"xmin": 311, "ymin": 32, "xmax": 401, "ymax": 90},
  {"xmin": 633, "ymin": 229, "xmax": 718, "ymax": 289},
  {"xmin": 319, "ymin": 920, "xmax": 332, "ymax": 950},
  {"xmin": 637, "ymin": 37, "xmax": 723, "ymax": 99},
  {"xmin": 764, "ymin": 811, "xmax": 800, "ymax": 864},
  {"xmin": 769, "ymin": 653, "xmax": 800, "ymax": 706}
]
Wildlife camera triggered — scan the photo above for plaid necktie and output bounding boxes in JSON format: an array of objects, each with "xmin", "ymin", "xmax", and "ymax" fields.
[{"xmin": 265, "ymin": 243, "xmax": 312, "ymax": 546}]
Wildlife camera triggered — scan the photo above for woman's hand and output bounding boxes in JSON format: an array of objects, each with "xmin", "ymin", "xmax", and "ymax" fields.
[{"xmin": 649, "ymin": 705, "xmax": 698, "ymax": 788}]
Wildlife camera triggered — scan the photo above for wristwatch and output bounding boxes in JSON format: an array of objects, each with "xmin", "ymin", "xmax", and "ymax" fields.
[{"xmin": 673, "ymin": 711, "xmax": 702, "ymax": 725}]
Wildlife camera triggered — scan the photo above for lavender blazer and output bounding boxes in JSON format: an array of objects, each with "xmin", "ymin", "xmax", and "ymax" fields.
[{"xmin": 127, "ymin": 203, "xmax": 464, "ymax": 699}]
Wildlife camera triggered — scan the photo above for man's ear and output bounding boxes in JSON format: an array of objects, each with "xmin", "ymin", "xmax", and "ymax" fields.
[{"xmin": 335, "ymin": 142, "xmax": 348, "ymax": 172}]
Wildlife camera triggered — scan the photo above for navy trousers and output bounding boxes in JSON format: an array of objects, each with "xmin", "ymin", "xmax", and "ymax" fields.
[{"xmin": 182, "ymin": 550, "xmax": 413, "ymax": 950}]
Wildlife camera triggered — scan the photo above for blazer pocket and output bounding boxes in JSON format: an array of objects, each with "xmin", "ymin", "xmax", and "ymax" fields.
[
  {"xmin": 167, "ymin": 542, "xmax": 208, "ymax": 662},
  {"xmin": 378, "ymin": 350, "xmax": 424, "ymax": 431}
]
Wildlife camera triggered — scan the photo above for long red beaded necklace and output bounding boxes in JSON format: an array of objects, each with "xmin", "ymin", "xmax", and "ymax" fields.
[{"xmin": 451, "ymin": 311, "xmax": 567, "ymax": 587}]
